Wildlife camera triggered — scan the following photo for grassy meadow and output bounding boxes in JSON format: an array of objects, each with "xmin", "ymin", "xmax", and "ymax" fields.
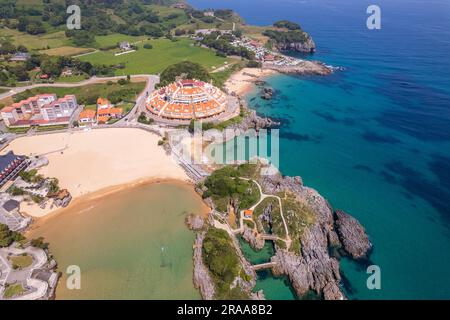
[{"xmin": 79, "ymin": 38, "xmax": 231, "ymax": 75}]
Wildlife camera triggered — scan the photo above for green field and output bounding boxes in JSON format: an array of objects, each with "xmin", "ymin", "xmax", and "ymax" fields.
[
  {"xmin": 79, "ymin": 38, "xmax": 230, "ymax": 75},
  {"xmin": 95, "ymin": 34, "xmax": 148, "ymax": 49},
  {"xmin": 12, "ymin": 81, "xmax": 146, "ymax": 105},
  {"xmin": 55, "ymin": 75, "xmax": 89, "ymax": 83},
  {"xmin": 0, "ymin": 29, "xmax": 70, "ymax": 50}
]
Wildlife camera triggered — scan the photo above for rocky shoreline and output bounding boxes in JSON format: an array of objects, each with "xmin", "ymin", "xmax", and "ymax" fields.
[
  {"xmin": 191, "ymin": 165, "xmax": 372, "ymax": 300},
  {"xmin": 259, "ymin": 172, "xmax": 372, "ymax": 300},
  {"xmin": 263, "ymin": 60, "xmax": 333, "ymax": 76}
]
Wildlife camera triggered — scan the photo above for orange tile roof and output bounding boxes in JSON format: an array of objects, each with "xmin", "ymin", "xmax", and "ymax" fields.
[
  {"xmin": 97, "ymin": 116, "xmax": 110, "ymax": 123},
  {"xmin": 79, "ymin": 109, "xmax": 96, "ymax": 120},
  {"xmin": 97, "ymin": 107, "xmax": 123, "ymax": 115},
  {"xmin": 97, "ymin": 98, "xmax": 110, "ymax": 105},
  {"xmin": 244, "ymin": 210, "xmax": 253, "ymax": 217}
]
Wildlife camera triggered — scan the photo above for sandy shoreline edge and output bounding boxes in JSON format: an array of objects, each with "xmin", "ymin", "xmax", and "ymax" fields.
[
  {"xmin": 2, "ymin": 128, "xmax": 190, "ymax": 218},
  {"xmin": 224, "ymin": 67, "xmax": 278, "ymax": 96}
]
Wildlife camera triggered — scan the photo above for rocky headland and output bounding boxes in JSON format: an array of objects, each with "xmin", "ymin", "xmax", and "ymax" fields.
[{"xmin": 258, "ymin": 172, "xmax": 372, "ymax": 300}]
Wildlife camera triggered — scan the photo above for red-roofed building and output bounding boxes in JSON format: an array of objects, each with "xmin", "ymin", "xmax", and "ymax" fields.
[
  {"xmin": 0, "ymin": 94, "xmax": 77, "ymax": 128},
  {"xmin": 78, "ymin": 109, "xmax": 97, "ymax": 126}
]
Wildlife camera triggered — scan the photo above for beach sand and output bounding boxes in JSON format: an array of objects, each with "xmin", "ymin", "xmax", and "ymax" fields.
[
  {"xmin": 224, "ymin": 68, "xmax": 277, "ymax": 96},
  {"xmin": 3, "ymin": 128, "xmax": 189, "ymax": 217}
]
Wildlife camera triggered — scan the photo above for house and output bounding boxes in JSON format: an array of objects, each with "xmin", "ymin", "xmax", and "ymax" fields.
[
  {"xmin": 61, "ymin": 67, "xmax": 73, "ymax": 77},
  {"xmin": 119, "ymin": 41, "xmax": 131, "ymax": 51},
  {"xmin": 0, "ymin": 151, "xmax": 29, "ymax": 187},
  {"xmin": 172, "ymin": 3, "xmax": 188, "ymax": 9},
  {"xmin": 204, "ymin": 11, "xmax": 215, "ymax": 17},
  {"xmin": 250, "ymin": 40, "xmax": 261, "ymax": 48},
  {"xmin": 97, "ymin": 98, "xmax": 111, "ymax": 110},
  {"xmin": 39, "ymin": 74, "xmax": 49, "ymax": 80},
  {"xmin": 264, "ymin": 54, "xmax": 275, "ymax": 62},
  {"xmin": 10, "ymin": 52, "xmax": 30, "ymax": 62},
  {"xmin": 78, "ymin": 109, "xmax": 96, "ymax": 126},
  {"xmin": 244, "ymin": 210, "xmax": 253, "ymax": 219},
  {"xmin": 97, "ymin": 107, "xmax": 123, "ymax": 123},
  {"xmin": 96, "ymin": 115, "xmax": 110, "ymax": 124}
]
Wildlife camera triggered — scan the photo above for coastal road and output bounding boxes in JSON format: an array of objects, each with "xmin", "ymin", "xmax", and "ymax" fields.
[
  {"xmin": 0, "ymin": 74, "xmax": 156, "ymax": 101},
  {"xmin": 114, "ymin": 75, "xmax": 160, "ymax": 125}
]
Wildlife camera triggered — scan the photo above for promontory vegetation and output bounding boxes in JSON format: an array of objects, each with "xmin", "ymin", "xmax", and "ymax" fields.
[
  {"xmin": 202, "ymin": 227, "xmax": 250, "ymax": 300},
  {"xmin": 158, "ymin": 61, "xmax": 211, "ymax": 87},
  {"xmin": 202, "ymin": 165, "xmax": 260, "ymax": 213}
]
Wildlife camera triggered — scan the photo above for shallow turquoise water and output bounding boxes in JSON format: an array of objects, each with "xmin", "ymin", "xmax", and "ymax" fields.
[
  {"xmin": 238, "ymin": 237, "xmax": 297, "ymax": 300},
  {"xmin": 192, "ymin": 0, "xmax": 450, "ymax": 299}
]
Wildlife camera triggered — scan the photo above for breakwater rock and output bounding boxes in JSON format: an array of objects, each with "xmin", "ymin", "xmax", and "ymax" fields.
[
  {"xmin": 334, "ymin": 210, "xmax": 372, "ymax": 260},
  {"xmin": 264, "ymin": 60, "xmax": 332, "ymax": 76}
]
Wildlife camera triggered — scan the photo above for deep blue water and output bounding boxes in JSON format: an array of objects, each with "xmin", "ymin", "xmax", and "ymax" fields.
[{"xmin": 190, "ymin": 0, "xmax": 450, "ymax": 299}]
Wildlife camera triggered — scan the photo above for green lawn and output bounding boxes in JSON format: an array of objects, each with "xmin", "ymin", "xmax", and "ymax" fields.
[
  {"xmin": 55, "ymin": 75, "xmax": 89, "ymax": 83},
  {"xmin": 12, "ymin": 81, "xmax": 146, "ymax": 105},
  {"xmin": 95, "ymin": 34, "xmax": 148, "ymax": 48},
  {"xmin": 36, "ymin": 124, "xmax": 68, "ymax": 132},
  {"xmin": 3, "ymin": 284, "xmax": 26, "ymax": 299},
  {"xmin": 9, "ymin": 254, "xmax": 33, "ymax": 269},
  {"xmin": 79, "ymin": 38, "xmax": 230, "ymax": 75}
]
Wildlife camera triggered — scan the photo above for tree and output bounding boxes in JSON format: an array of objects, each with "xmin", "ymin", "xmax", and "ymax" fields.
[
  {"xmin": 143, "ymin": 43, "xmax": 153, "ymax": 49},
  {"xmin": 0, "ymin": 224, "xmax": 24, "ymax": 248},
  {"xmin": 40, "ymin": 58, "xmax": 62, "ymax": 77},
  {"xmin": 159, "ymin": 61, "xmax": 211, "ymax": 87}
]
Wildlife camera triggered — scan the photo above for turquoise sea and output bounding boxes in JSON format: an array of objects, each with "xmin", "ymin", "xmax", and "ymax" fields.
[{"xmin": 191, "ymin": 0, "xmax": 450, "ymax": 299}]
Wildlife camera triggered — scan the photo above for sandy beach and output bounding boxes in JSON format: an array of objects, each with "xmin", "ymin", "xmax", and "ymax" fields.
[
  {"xmin": 224, "ymin": 67, "xmax": 277, "ymax": 96},
  {"xmin": 2, "ymin": 128, "xmax": 189, "ymax": 217}
]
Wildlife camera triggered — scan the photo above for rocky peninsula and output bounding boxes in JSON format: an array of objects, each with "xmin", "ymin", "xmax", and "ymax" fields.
[{"xmin": 191, "ymin": 164, "xmax": 372, "ymax": 300}]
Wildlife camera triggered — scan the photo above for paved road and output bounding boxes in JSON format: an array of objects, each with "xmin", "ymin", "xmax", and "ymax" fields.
[
  {"xmin": 0, "ymin": 74, "xmax": 155, "ymax": 101},
  {"xmin": 114, "ymin": 75, "xmax": 159, "ymax": 125},
  {"xmin": 238, "ymin": 177, "xmax": 292, "ymax": 248}
]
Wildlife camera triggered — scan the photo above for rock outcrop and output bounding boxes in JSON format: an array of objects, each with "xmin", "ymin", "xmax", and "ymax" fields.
[
  {"xmin": 232, "ymin": 105, "xmax": 280, "ymax": 132},
  {"xmin": 192, "ymin": 232, "xmax": 216, "ymax": 300},
  {"xmin": 274, "ymin": 36, "xmax": 316, "ymax": 54},
  {"xmin": 258, "ymin": 170, "xmax": 370, "ymax": 300},
  {"xmin": 261, "ymin": 87, "xmax": 274, "ymax": 100},
  {"xmin": 263, "ymin": 60, "xmax": 332, "ymax": 76},
  {"xmin": 242, "ymin": 224, "xmax": 265, "ymax": 250},
  {"xmin": 334, "ymin": 210, "xmax": 372, "ymax": 260},
  {"xmin": 185, "ymin": 213, "xmax": 205, "ymax": 231}
]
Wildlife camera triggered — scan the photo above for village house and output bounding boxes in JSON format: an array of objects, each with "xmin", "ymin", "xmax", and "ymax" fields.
[
  {"xmin": 78, "ymin": 109, "xmax": 96, "ymax": 126},
  {"xmin": 97, "ymin": 98, "xmax": 112, "ymax": 110},
  {"xmin": 10, "ymin": 52, "xmax": 30, "ymax": 62},
  {"xmin": 244, "ymin": 210, "xmax": 254, "ymax": 219},
  {"xmin": 119, "ymin": 41, "xmax": 131, "ymax": 51},
  {"xmin": 95, "ymin": 98, "xmax": 123, "ymax": 124}
]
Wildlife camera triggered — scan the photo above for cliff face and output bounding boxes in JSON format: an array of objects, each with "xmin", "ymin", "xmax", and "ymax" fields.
[
  {"xmin": 192, "ymin": 232, "xmax": 216, "ymax": 300},
  {"xmin": 259, "ymin": 172, "xmax": 371, "ymax": 300}
]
